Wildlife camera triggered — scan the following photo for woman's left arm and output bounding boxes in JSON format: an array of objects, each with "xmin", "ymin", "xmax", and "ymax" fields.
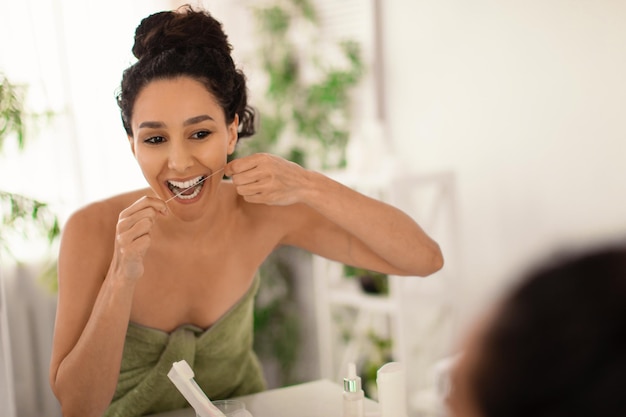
[{"xmin": 226, "ymin": 153, "xmax": 444, "ymax": 277}]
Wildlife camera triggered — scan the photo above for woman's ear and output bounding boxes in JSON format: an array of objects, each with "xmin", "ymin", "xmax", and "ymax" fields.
[{"xmin": 227, "ymin": 114, "xmax": 239, "ymax": 155}]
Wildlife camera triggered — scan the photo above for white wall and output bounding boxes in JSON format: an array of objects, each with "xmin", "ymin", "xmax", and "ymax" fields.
[{"xmin": 382, "ymin": 0, "xmax": 626, "ymax": 321}]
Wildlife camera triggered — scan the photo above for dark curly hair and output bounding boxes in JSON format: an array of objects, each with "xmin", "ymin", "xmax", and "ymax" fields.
[
  {"xmin": 116, "ymin": 4, "xmax": 255, "ymax": 140},
  {"xmin": 472, "ymin": 244, "xmax": 626, "ymax": 417}
]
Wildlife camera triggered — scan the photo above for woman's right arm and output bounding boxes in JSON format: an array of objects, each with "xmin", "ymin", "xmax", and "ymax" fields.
[{"xmin": 49, "ymin": 196, "xmax": 167, "ymax": 417}]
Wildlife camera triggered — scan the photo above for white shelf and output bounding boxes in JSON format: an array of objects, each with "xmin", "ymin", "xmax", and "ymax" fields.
[
  {"xmin": 313, "ymin": 169, "xmax": 460, "ymax": 403},
  {"xmin": 327, "ymin": 282, "xmax": 395, "ymax": 313}
]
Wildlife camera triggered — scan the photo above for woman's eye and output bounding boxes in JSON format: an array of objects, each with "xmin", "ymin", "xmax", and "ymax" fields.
[
  {"xmin": 144, "ymin": 136, "xmax": 166, "ymax": 144},
  {"xmin": 192, "ymin": 130, "xmax": 211, "ymax": 140}
]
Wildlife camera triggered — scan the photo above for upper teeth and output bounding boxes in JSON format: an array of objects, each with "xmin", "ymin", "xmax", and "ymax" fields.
[{"xmin": 168, "ymin": 175, "xmax": 204, "ymax": 189}]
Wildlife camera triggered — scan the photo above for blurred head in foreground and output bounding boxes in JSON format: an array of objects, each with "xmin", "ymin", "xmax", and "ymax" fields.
[{"xmin": 449, "ymin": 244, "xmax": 626, "ymax": 417}]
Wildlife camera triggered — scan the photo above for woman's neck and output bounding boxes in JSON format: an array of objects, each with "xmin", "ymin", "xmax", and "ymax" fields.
[{"xmin": 155, "ymin": 183, "xmax": 238, "ymax": 241}]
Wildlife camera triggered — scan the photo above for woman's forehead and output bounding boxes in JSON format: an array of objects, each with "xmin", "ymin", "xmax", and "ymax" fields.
[{"xmin": 132, "ymin": 77, "xmax": 224, "ymax": 125}]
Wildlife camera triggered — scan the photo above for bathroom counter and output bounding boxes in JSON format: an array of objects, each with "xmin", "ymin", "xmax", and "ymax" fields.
[{"xmin": 147, "ymin": 379, "xmax": 380, "ymax": 417}]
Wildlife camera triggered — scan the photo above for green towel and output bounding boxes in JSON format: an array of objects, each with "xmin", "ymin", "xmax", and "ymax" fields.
[{"xmin": 104, "ymin": 276, "xmax": 266, "ymax": 417}]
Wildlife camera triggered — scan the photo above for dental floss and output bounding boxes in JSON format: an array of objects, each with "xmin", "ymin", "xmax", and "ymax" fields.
[
  {"xmin": 167, "ymin": 360, "xmax": 227, "ymax": 417},
  {"xmin": 343, "ymin": 362, "xmax": 364, "ymax": 417},
  {"xmin": 164, "ymin": 167, "xmax": 225, "ymax": 203},
  {"xmin": 376, "ymin": 362, "xmax": 408, "ymax": 417}
]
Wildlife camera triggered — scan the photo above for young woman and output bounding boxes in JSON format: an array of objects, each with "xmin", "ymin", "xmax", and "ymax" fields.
[{"xmin": 49, "ymin": 5, "xmax": 443, "ymax": 417}]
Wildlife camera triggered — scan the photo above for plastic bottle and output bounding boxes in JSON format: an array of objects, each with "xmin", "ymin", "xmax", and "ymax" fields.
[
  {"xmin": 377, "ymin": 362, "xmax": 408, "ymax": 417},
  {"xmin": 343, "ymin": 362, "xmax": 365, "ymax": 417}
]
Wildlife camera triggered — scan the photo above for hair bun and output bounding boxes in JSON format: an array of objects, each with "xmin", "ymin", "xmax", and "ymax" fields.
[
  {"xmin": 131, "ymin": 11, "xmax": 173, "ymax": 60},
  {"xmin": 131, "ymin": 5, "xmax": 232, "ymax": 60}
]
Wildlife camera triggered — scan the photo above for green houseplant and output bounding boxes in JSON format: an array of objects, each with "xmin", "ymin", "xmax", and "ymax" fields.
[
  {"xmin": 236, "ymin": 0, "xmax": 364, "ymax": 170},
  {"xmin": 234, "ymin": 0, "xmax": 365, "ymax": 387},
  {"xmin": 0, "ymin": 72, "xmax": 60, "ymax": 265}
]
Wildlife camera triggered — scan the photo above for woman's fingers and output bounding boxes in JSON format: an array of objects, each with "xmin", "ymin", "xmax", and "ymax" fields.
[
  {"xmin": 117, "ymin": 209, "xmax": 156, "ymax": 234},
  {"xmin": 114, "ymin": 196, "xmax": 167, "ymax": 280},
  {"xmin": 227, "ymin": 155, "xmax": 268, "ymax": 186},
  {"xmin": 117, "ymin": 217, "xmax": 154, "ymax": 247},
  {"xmin": 225, "ymin": 153, "xmax": 264, "ymax": 177},
  {"xmin": 227, "ymin": 154, "xmax": 305, "ymax": 206},
  {"xmin": 119, "ymin": 196, "xmax": 168, "ymax": 220}
]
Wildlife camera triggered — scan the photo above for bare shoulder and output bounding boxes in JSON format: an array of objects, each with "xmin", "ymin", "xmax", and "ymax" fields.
[{"xmin": 64, "ymin": 189, "xmax": 147, "ymax": 235}]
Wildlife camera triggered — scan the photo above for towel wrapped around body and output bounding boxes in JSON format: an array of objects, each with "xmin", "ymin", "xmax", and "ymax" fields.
[{"xmin": 104, "ymin": 276, "xmax": 266, "ymax": 417}]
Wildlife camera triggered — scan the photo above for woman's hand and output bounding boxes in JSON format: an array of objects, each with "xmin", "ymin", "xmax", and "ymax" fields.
[
  {"xmin": 225, "ymin": 153, "xmax": 309, "ymax": 206},
  {"xmin": 111, "ymin": 196, "xmax": 168, "ymax": 280}
]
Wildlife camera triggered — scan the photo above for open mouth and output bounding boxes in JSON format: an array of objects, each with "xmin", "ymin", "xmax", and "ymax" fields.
[{"xmin": 166, "ymin": 175, "xmax": 207, "ymax": 200}]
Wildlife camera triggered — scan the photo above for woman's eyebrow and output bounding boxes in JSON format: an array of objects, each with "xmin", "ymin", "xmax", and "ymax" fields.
[
  {"xmin": 184, "ymin": 114, "xmax": 214, "ymax": 126},
  {"xmin": 137, "ymin": 115, "xmax": 214, "ymax": 130},
  {"xmin": 138, "ymin": 120, "xmax": 165, "ymax": 129}
]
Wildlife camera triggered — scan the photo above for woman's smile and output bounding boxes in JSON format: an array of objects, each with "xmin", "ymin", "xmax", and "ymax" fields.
[{"xmin": 166, "ymin": 174, "xmax": 207, "ymax": 200}]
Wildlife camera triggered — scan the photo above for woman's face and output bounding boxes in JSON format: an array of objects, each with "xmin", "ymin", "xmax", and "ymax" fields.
[{"xmin": 129, "ymin": 76, "xmax": 238, "ymax": 207}]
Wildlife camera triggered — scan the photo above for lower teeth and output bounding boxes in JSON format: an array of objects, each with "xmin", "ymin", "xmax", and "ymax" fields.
[{"xmin": 175, "ymin": 183, "xmax": 203, "ymax": 200}]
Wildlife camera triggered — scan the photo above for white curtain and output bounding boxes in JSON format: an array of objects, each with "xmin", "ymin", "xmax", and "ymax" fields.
[
  {"xmin": 0, "ymin": 265, "xmax": 17, "ymax": 417},
  {"xmin": 2, "ymin": 263, "xmax": 60, "ymax": 417}
]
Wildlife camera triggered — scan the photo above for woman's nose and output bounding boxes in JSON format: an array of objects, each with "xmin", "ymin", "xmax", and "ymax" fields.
[{"xmin": 167, "ymin": 142, "xmax": 193, "ymax": 172}]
